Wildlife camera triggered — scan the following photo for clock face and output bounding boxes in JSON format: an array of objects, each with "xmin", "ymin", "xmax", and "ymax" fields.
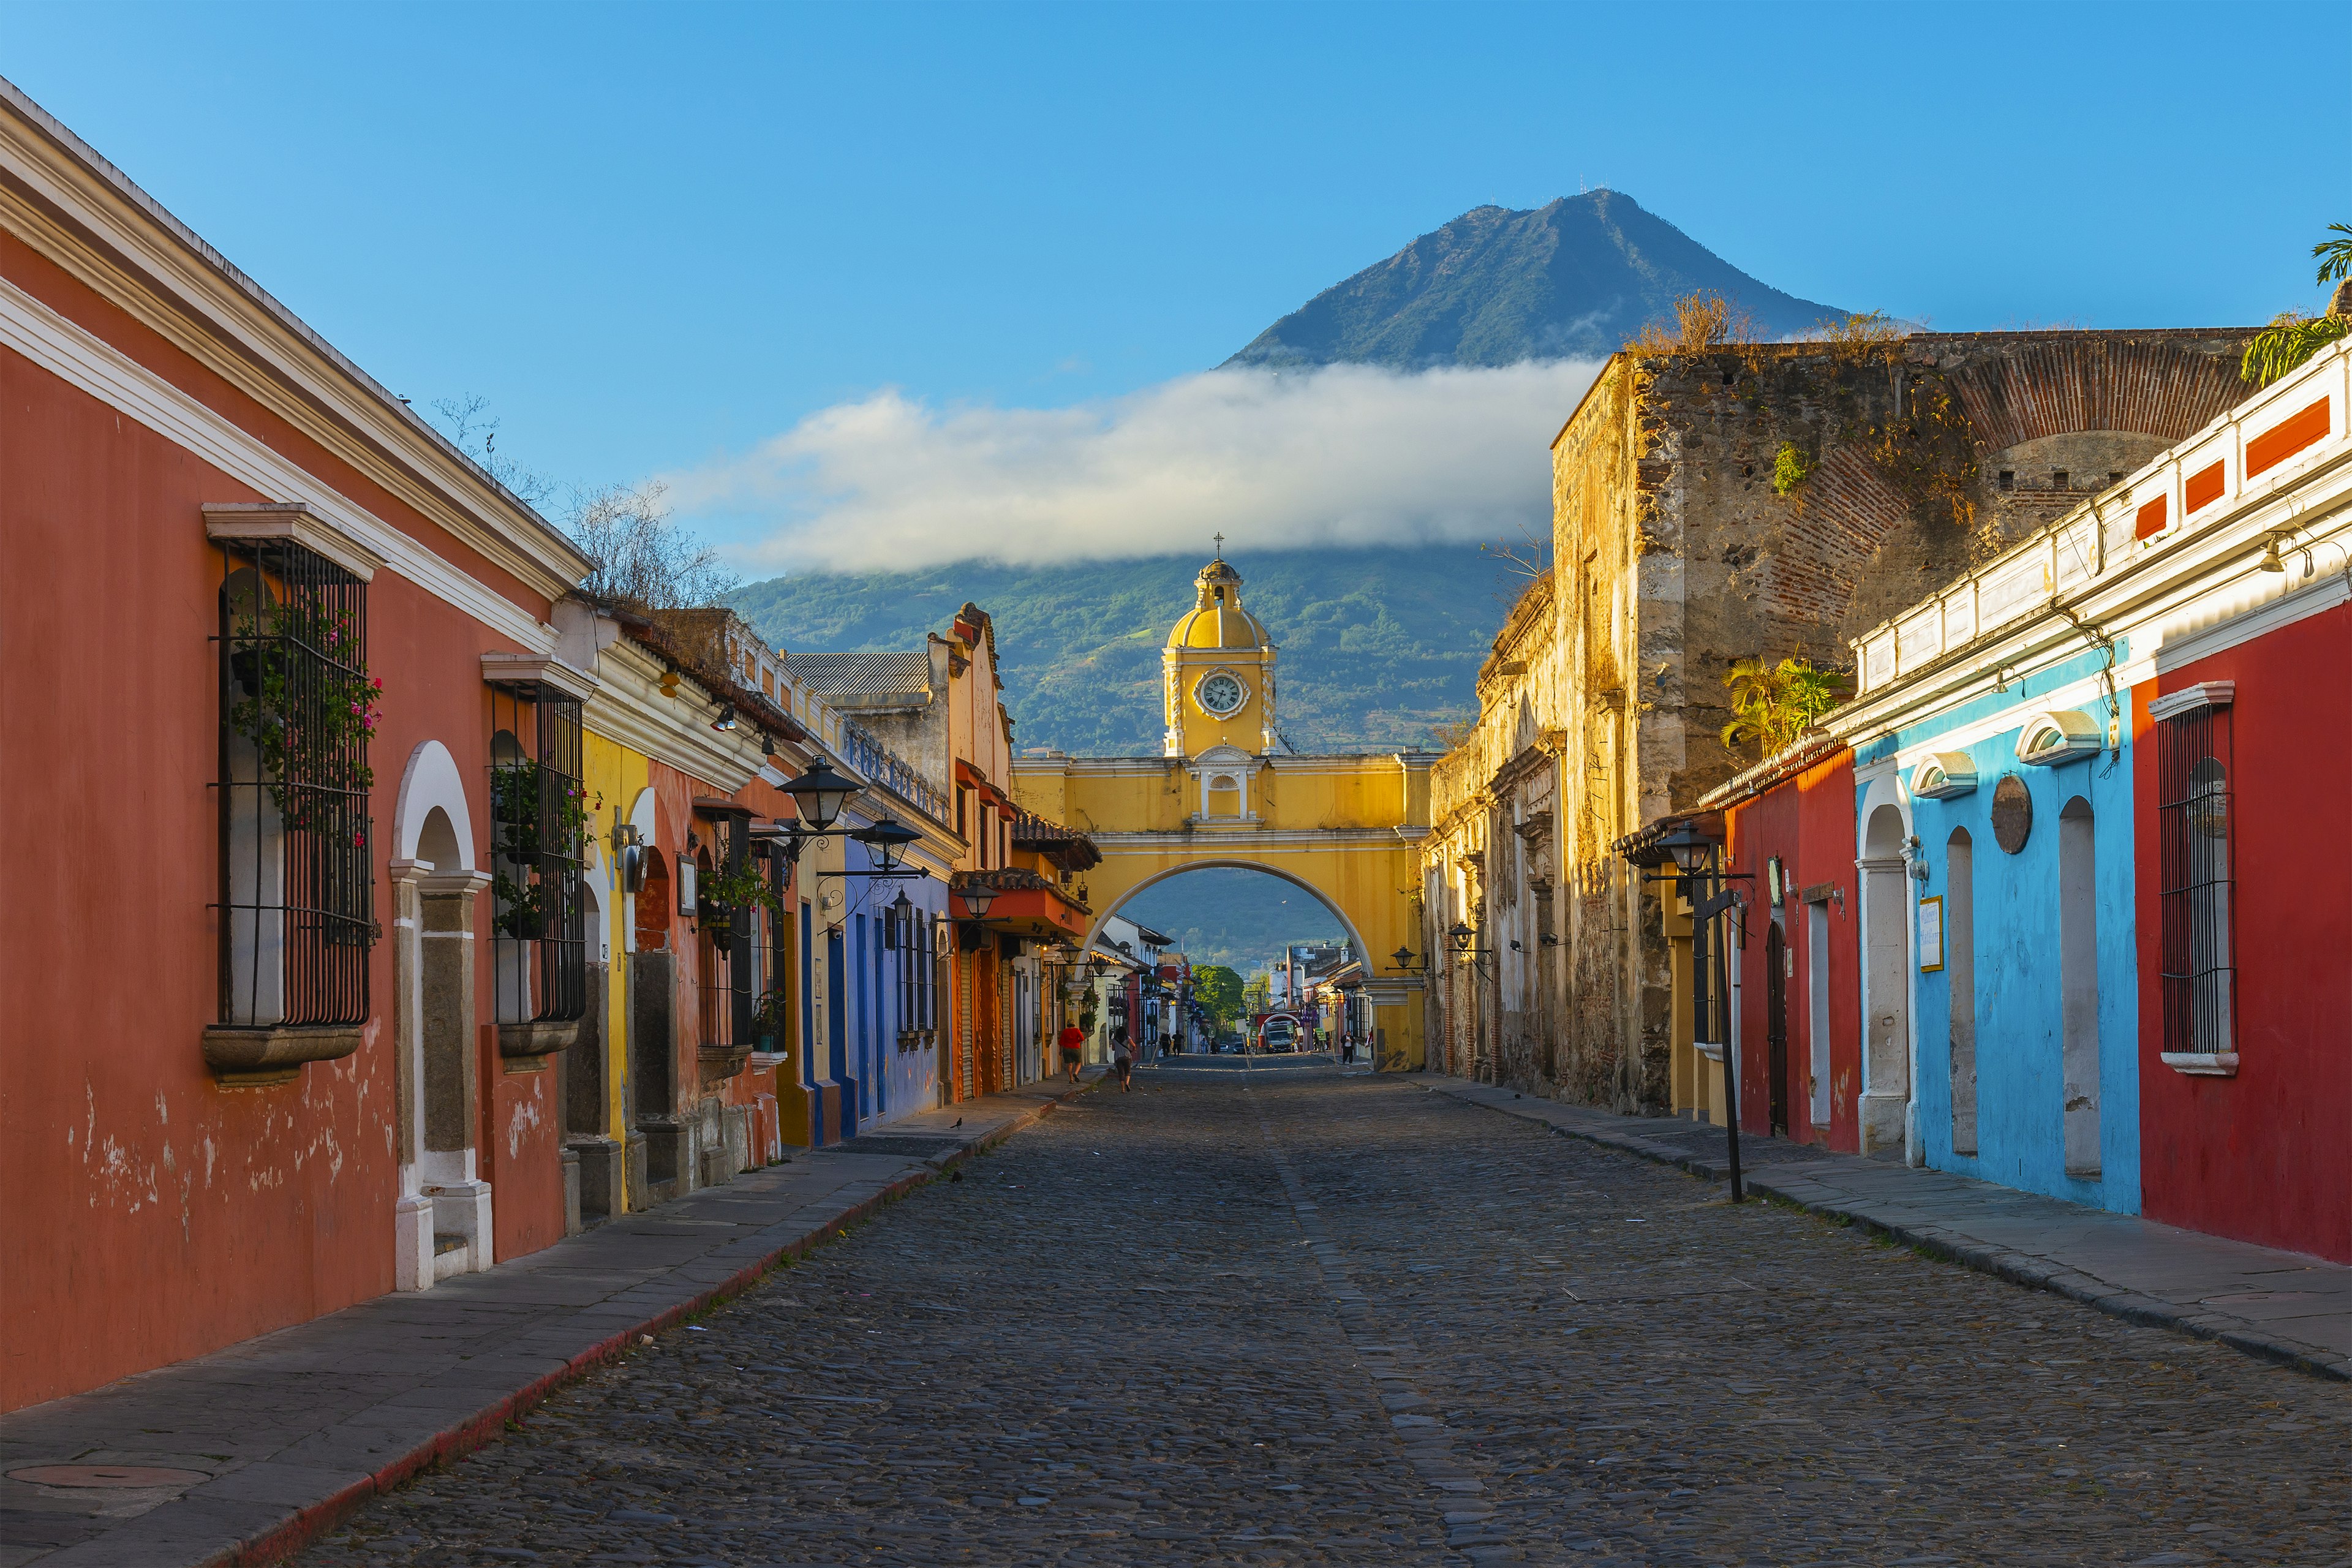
[{"xmin": 1196, "ymin": 673, "xmax": 1246, "ymax": 717}]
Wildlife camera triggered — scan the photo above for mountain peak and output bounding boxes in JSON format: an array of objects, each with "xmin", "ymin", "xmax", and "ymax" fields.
[{"xmin": 1225, "ymin": 192, "xmax": 1842, "ymax": 371}]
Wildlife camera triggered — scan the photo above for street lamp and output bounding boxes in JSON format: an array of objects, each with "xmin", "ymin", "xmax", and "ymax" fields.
[
  {"xmin": 1390, "ymin": 945, "xmax": 1427, "ymax": 974},
  {"xmin": 781, "ymin": 760, "xmax": 861, "ymax": 831},
  {"xmin": 957, "ymin": 880, "xmax": 998, "ymax": 920},
  {"xmin": 853, "ymin": 814, "xmax": 921, "ymax": 873},
  {"xmin": 1088, "ymin": 953, "xmax": 1109, "ymax": 981},
  {"xmin": 1448, "ymin": 921, "xmax": 1475, "ymax": 952}
]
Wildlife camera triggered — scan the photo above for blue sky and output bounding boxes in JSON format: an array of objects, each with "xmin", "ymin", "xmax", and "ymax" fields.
[{"xmin": 6, "ymin": 1, "xmax": 2346, "ymax": 570}]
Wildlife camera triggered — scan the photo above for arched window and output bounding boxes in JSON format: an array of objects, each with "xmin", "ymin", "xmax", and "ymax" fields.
[{"xmin": 1206, "ymin": 773, "xmax": 1241, "ymax": 816}]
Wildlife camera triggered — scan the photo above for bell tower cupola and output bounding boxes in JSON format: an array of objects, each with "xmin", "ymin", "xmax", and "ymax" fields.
[{"xmin": 1163, "ymin": 540, "xmax": 1277, "ymax": 758}]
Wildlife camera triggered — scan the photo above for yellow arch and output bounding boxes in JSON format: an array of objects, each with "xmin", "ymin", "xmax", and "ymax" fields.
[{"xmin": 1086, "ymin": 856, "xmax": 1369, "ymax": 959}]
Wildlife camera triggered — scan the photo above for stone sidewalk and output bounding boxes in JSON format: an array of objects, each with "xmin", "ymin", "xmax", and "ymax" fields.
[
  {"xmin": 1424, "ymin": 1076, "xmax": 2351, "ymax": 1383},
  {"xmin": 0, "ymin": 1074, "xmax": 1097, "ymax": 1568}
]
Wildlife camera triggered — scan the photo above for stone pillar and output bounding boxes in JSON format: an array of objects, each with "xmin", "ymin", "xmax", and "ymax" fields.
[
  {"xmin": 564, "ymin": 962, "xmax": 626, "ymax": 1221},
  {"xmin": 389, "ymin": 859, "xmax": 435, "ymax": 1292},
  {"xmin": 420, "ymin": 869, "xmax": 494, "ymax": 1274}
]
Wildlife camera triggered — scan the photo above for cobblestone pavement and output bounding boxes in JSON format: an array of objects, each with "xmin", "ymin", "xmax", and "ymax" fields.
[{"xmin": 299, "ymin": 1063, "xmax": 2352, "ymax": 1567}]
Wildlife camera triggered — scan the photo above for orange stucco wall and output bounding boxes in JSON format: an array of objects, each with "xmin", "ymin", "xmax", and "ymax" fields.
[{"xmin": 0, "ymin": 287, "xmax": 562, "ymax": 1410}]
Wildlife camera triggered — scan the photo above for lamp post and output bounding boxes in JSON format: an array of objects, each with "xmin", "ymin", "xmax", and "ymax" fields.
[{"xmin": 1651, "ymin": 820, "xmax": 1744, "ymax": 1202}]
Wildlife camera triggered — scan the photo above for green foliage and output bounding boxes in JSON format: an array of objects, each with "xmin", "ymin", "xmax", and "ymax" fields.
[
  {"xmin": 699, "ymin": 858, "xmax": 778, "ymax": 919},
  {"xmin": 489, "ymin": 760, "xmax": 589, "ymax": 938},
  {"xmin": 2241, "ymin": 312, "xmax": 2349, "ymax": 387},
  {"xmin": 1189, "ymin": 964, "xmax": 1245, "ymax": 1028},
  {"xmin": 1770, "ymin": 442, "xmax": 1812, "ymax": 496},
  {"xmin": 227, "ymin": 598, "xmax": 379, "ymax": 833},
  {"xmin": 729, "ymin": 546, "xmax": 1515, "ymax": 755},
  {"xmin": 2314, "ymin": 222, "xmax": 2352, "ymax": 285},
  {"xmin": 1242, "ymin": 971, "xmax": 1273, "ymax": 1016},
  {"xmin": 1720, "ymin": 656, "xmax": 1850, "ymax": 758}
]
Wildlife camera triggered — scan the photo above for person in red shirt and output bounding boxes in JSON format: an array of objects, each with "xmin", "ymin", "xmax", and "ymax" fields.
[{"xmin": 1057, "ymin": 1021, "xmax": 1086, "ymax": 1081}]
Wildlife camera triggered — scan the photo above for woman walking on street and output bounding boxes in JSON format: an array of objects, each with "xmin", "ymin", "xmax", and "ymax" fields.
[
  {"xmin": 1058, "ymin": 1020, "xmax": 1086, "ymax": 1082},
  {"xmin": 1111, "ymin": 1028, "xmax": 1135, "ymax": 1091}
]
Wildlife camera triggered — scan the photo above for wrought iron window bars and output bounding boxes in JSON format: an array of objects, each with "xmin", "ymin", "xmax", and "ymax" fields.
[
  {"xmin": 486, "ymin": 680, "xmax": 588, "ymax": 1030},
  {"xmin": 215, "ymin": 537, "xmax": 375, "ymax": 1032}
]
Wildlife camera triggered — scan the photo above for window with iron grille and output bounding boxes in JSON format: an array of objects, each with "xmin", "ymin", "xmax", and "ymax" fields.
[
  {"xmin": 488, "ymin": 683, "xmax": 587, "ymax": 1025},
  {"xmin": 217, "ymin": 538, "xmax": 377, "ymax": 1028},
  {"xmin": 2159, "ymin": 701, "xmax": 2234, "ymax": 1055}
]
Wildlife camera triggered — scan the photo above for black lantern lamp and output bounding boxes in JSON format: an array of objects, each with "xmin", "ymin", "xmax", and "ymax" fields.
[
  {"xmin": 781, "ymin": 760, "xmax": 862, "ymax": 831},
  {"xmin": 1088, "ymin": 952, "xmax": 1109, "ymax": 981},
  {"xmin": 1390, "ymin": 945, "xmax": 1427, "ymax": 974},
  {"xmin": 853, "ymin": 814, "xmax": 922, "ymax": 873},
  {"xmin": 1448, "ymin": 921, "xmax": 1475, "ymax": 952},
  {"xmin": 1652, "ymin": 820, "xmax": 1721, "ymax": 875},
  {"xmin": 957, "ymin": 880, "xmax": 998, "ymax": 920},
  {"xmin": 712, "ymin": 703, "xmax": 739, "ymax": 733}
]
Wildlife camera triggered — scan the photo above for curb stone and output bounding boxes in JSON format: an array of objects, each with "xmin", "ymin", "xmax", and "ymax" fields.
[{"xmin": 1419, "ymin": 1079, "xmax": 2351, "ymax": 1385}]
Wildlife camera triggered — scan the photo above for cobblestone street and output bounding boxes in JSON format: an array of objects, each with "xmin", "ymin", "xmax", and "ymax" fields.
[{"xmin": 301, "ymin": 1063, "xmax": 2352, "ymax": 1568}]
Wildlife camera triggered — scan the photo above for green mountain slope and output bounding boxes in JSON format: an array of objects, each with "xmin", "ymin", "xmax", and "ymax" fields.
[
  {"xmin": 728, "ymin": 546, "xmax": 1524, "ymax": 755},
  {"xmin": 1227, "ymin": 190, "xmax": 1843, "ymax": 370},
  {"xmin": 1114, "ymin": 866, "xmax": 1349, "ymax": 976}
]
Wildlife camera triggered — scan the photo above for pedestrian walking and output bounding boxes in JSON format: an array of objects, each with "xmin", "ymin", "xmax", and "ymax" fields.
[
  {"xmin": 1111, "ymin": 1028, "xmax": 1134, "ymax": 1091},
  {"xmin": 1058, "ymin": 1020, "xmax": 1086, "ymax": 1081}
]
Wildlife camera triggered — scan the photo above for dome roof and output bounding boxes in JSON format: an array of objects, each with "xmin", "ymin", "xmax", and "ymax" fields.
[{"xmin": 1167, "ymin": 555, "xmax": 1268, "ymax": 650}]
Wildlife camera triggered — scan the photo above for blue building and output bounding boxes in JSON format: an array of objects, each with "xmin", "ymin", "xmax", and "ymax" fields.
[{"xmin": 1842, "ymin": 519, "xmax": 2146, "ymax": 1212}]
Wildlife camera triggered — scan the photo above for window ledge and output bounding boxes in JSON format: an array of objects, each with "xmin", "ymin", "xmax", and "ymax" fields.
[
  {"xmin": 1694, "ymin": 1040, "xmax": 1725, "ymax": 1063},
  {"xmin": 2162, "ymin": 1050, "xmax": 2240, "ymax": 1077},
  {"xmin": 497, "ymin": 1020, "xmax": 579, "ymax": 1060},
  {"xmin": 203, "ymin": 1024, "xmax": 362, "ymax": 1086},
  {"xmin": 747, "ymin": 1051, "xmax": 790, "ymax": 1071},
  {"xmin": 698, "ymin": 1044, "xmax": 753, "ymax": 1082}
]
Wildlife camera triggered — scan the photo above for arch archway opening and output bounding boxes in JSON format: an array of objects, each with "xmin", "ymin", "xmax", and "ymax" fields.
[{"xmin": 1102, "ymin": 862, "xmax": 1361, "ymax": 1053}]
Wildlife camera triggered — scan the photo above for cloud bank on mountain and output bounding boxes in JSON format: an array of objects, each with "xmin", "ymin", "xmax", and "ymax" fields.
[{"xmin": 666, "ymin": 358, "xmax": 1602, "ymax": 574}]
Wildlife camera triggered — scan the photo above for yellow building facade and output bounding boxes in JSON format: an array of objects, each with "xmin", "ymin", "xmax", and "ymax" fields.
[{"xmin": 1011, "ymin": 554, "xmax": 1433, "ymax": 1069}]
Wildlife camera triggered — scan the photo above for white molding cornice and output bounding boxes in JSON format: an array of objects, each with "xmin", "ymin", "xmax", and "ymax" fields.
[
  {"xmin": 203, "ymin": 502, "xmax": 382, "ymax": 582},
  {"xmin": 0, "ymin": 271, "xmax": 552, "ymax": 649},
  {"xmin": 0, "ymin": 89, "xmax": 592, "ymax": 600},
  {"xmin": 481, "ymin": 652, "xmax": 599, "ymax": 701},
  {"xmin": 2146, "ymin": 680, "xmax": 2236, "ymax": 722}
]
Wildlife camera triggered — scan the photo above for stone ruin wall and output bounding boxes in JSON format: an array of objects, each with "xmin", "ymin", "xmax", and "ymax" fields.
[{"xmin": 1519, "ymin": 329, "xmax": 2254, "ymax": 1115}]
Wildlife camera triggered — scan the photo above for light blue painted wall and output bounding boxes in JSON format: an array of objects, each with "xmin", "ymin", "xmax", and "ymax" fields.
[{"xmin": 1855, "ymin": 651, "xmax": 2141, "ymax": 1213}]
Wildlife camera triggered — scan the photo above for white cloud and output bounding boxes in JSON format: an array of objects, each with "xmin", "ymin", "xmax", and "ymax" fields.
[{"xmin": 663, "ymin": 359, "xmax": 1602, "ymax": 573}]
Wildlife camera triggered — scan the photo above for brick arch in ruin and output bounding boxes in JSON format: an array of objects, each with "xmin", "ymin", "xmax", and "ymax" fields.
[{"xmin": 1759, "ymin": 334, "xmax": 2256, "ymax": 628}]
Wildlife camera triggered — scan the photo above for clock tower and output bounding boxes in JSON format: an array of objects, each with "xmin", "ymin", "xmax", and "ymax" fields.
[{"xmin": 1163, "ymin": 546, "xmax": 1276, "ymax": 762}]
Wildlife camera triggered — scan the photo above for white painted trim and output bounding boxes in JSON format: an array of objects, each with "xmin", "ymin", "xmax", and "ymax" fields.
[
  {"xmin": 392, "ymin": 740, "xmax": 478, "ymax": 871},
  {"xmin": 0, "ymin": 273, "xmax": 555, "ymax": 650},
  {"xmin": 2014, "ymin": 709, "xmax": 2104, "ymax": 767},
  {"xmin": 2154, "ymin": 573, "xmax": 2351, "ymax": 675},
  {"xmin": 2160, "ymin": 1051, "xmax": 2240, "ymax": 1077},
  {"xmin": 1909, "ymin": 752, "xmax": 1978, "ymax": 800},
  {"xmin": 1854, "ymin": 755, "xmax": 1902, "ymax": 784},
  {"xmin": 1091, "ymin": 829, "xmax": 1420, "ymax": 852},
  {"xmin": 204, "ymin": 502, "xmax": 382, "ymax": 582},
  {"xmin": 1883, "ymin": 669, "xmax": 2132, "ymax": 782},
  {"xmin": 2146, "ymin": 681, "xmax": 2237, "ymax": 722},
  {"xmin": 481, "ymin": 652, "xmax": 599, "ymax": 700}
]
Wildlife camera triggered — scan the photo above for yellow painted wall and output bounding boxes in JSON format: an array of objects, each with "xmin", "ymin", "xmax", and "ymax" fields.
[
  {"xmin": 582, "ymin": 728, "xmax": 650, "ymax": 1150},
  {"xmin": 1013, "ymin": 753, "xmax": 1431, "ymax": 1070}
]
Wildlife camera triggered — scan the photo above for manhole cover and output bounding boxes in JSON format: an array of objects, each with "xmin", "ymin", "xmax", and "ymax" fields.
[{"xmin": 7, "ymin": 1464, "xmax": 210, "ymax": 1489}]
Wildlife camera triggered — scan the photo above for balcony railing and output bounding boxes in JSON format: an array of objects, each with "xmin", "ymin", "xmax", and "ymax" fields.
[{"xmin": 839, "ymin": 719, "xmax": 946, "ymax": 821}]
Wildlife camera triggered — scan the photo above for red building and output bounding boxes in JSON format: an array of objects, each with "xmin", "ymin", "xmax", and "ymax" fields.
[{"xmin": 1701, "ymin": 747, "xmax": 1866, "ymax": 1152}]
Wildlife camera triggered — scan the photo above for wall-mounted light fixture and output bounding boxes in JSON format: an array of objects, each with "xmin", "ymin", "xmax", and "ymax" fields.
[{"xmin": 712, "ymin": 704, "xmax": 739, "ymax": 732}]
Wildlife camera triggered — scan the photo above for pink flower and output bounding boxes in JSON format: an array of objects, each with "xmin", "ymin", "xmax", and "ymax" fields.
[
  {"xmin": 371, "ymin": 677, "xmax": 383, "ymax": 690},
  {"xmin": 353, "ymin": 832, "xmax": 367, "ymax": 847}
]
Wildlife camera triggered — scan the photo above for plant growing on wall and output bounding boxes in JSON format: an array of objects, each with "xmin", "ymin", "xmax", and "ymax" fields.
[
  {"xmin": 698, "ymin": 858, "xmax": 777, "ymax": 925},
  {"xmin": 1770, "ymin": 442, "xmax": 1812, "ymax": 495},
  {"xmin": 490, "ymin": 760, "xmax": 589, "ymax": 939},
  {"xmin": 228, "ymin": 598, "xmax": 380, "ymax": 833},
  {"xmin": 752, "ymin": 987, "xmax": 790, "ymax": 1042},
  {"xmin": 2241, "ymin": 222, "xmax": 2352, "ymax": 386},
  {"xmin": 1720, "ymin": 657, "xmax": 1850, "ymax": 758}
]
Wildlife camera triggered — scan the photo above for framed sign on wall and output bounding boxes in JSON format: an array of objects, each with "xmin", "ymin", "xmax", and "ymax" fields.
[{"xmin": 1917, "ymin": 894, "xmax": 1945, "ymax": 973}]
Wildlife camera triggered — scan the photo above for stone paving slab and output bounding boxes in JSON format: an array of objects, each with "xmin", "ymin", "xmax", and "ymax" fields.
[
  {"xmin": 1424, "ymin": 1075, "xmax": 2352, "ymax": 1382},
  {"xmin": 0, "ymin": 1073, "xmax": 1096, "ymax": 1568}
]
